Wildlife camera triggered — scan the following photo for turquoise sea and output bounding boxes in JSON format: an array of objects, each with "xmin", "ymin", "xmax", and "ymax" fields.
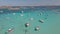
[{"xmin": 0, "ymin": 6, "xmax": 60, "ymax": 34}]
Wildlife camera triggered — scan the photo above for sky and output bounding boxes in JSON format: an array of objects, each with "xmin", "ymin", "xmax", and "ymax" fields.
[{"xmin": 0, "ymin": 0, "xmax": 60, "ymax": 6}]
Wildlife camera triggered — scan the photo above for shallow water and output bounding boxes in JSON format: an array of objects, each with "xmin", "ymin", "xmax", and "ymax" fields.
[{"xmin": 0, "ymin": 7, "xmax": 60, "ymax": 34}]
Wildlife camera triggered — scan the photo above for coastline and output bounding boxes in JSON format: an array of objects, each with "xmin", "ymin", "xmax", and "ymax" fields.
[{"xmin": 0, "ymin": 6, "xmax": 60, "ymax": 10}]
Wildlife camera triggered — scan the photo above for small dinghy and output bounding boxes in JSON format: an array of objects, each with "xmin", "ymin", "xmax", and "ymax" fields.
[
  {"xmin": 7, "ymin": 28, "xmax": 14, "ymax": 32},
  {"xmin": 39, "ymin": 19, "xmax": 44, "ymax": 23},
  {"xmin": 35, "ymin": 26, "xmax": 40, "ymax": 31},
  {"xmin": 25, "ymin": 22, "xmax": 30, "ymax": 27}
]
